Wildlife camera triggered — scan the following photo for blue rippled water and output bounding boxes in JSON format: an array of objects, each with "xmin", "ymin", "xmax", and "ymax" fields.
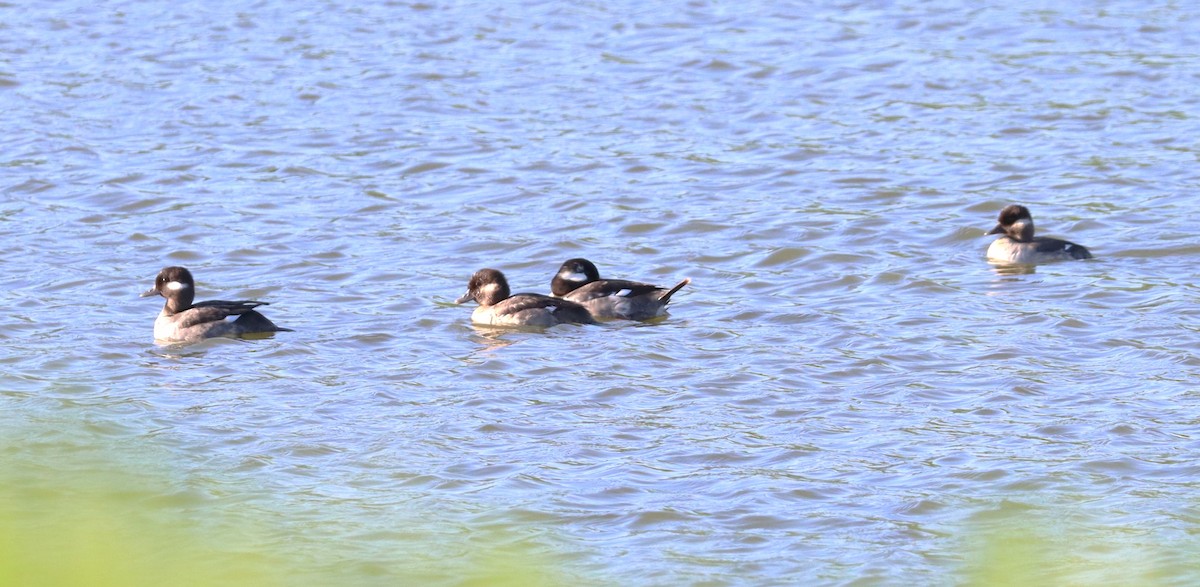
[{"xmin": 2, "ymin": 1, "xmax": 1199, "ymax": 584}]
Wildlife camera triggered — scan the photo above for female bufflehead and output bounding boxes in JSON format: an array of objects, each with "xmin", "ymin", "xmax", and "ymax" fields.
[
  {"xmin": 550, "ymin": 258, "xmax": 690, "ymax": 321},
  {"xmin": 456, "ymin": 268, "xmax": 594, "ymax": 327},
  {"xmin": 141, "ymin": 266, "xmax": 291, "ymax": 343},
  {"xmin": 986, "ymin": 204, "xmax": 1092, "ymax": 263}
]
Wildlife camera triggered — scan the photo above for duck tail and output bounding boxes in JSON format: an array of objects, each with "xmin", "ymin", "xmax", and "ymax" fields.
[{"xmin": 659, "ymin": 278, "xmax": 691, "ymax": 304}]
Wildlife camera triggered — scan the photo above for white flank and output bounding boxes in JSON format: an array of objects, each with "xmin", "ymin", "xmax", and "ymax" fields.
[{"xmin": 615, "ymin": 289, "xmax": 632, "ymax": 297}]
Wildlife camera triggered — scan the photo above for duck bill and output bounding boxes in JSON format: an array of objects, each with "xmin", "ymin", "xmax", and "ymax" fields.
[
  {"xmin": 454, "ymin": 291, "xmax": 474, "ymax": 304},
  {"xmin": 140, "ymin": 287, "xmax": 160, "ymax": 298},
  {"xmin": 986, "ymin": 224, "xmax": 1005, "ymax": 235}
]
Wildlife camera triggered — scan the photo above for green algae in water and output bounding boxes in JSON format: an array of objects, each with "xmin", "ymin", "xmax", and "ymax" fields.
[
  {"xmin": 0, "ymin": 430, "xmax": 287, "ymax": 586},
  {"xmin": 0, "ymin": 416, "xmax": 573, "ymax": 587},
  {"xmin": 963, "ymin": 504, "xmax": 1187, "ymax": 586}
]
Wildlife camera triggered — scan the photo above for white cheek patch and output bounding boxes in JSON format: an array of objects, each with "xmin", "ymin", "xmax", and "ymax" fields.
[
  {"xmin": 1011, "ymin": 220, "xmax": 1029, "ymax": 233},
  {"xmin": 166, "ymin": 281, "xmax": 190, "ymax": 291},
  {"xmin": 559, "ymin": 271, "xmax": 589, "ymax": 282},
  {"xmin": 482, "ymin": 282, "xmax": 501, "ymax": 295}
]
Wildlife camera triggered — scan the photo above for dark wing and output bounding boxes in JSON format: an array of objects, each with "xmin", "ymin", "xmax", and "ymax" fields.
[
  {"xmin": 1034, "ymin": 238, "xmax": 1092, "ymax": 259},
  {"xmin": 180, "ymin": 300, "xmax": 268, "ymax": 328},
  {"xmin": 496, "ymin": 293, "xmax": 566, "ymax": 315},
  {"xmin": 564, "ymin": 279, "xmax": 663, "ymax": 302},
  {"xmin": 499, "ymin": 294, "xmax": 594, "ymax": 324},
  {"xmin": 1069, "ymin": 245, "xmax": 1093, "ymax": 260}
]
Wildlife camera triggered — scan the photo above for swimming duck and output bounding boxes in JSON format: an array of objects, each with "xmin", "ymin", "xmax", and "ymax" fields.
[
  {"xmin": 456, "ymin": 268, "xmax": 594, "ymax": 327},
  {"xmin": 141, "ymin": 266, "xmax": 291, "ymax": 343},
  {"xmin": 986, "ymin": 204, "xmax": 1092, "ymax": 263},
  {"xmin": 550, "ymin": 258, "xmax": 690, "ymax": 320}
]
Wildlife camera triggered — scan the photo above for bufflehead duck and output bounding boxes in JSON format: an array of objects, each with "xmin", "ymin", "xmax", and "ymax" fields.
[
  {"xmin": 550, "ymin": 258, "xmax": 690, "ymax": 321},
  {"xmin": 986, "ymin": 204, "xmax": 1092, "ymax": 263},
  {"xmin": 141, "ymin": 266, "xmax": 291, "ymax": 343},
  {"xmin": 455, "ymin": 268, "xmax": 594, "ymax": 327}
]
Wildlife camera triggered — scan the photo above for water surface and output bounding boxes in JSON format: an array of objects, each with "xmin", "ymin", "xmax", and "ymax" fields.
[{"xmin": 2, "ymin": 1, "xmax": 1199, "ymax": 584}]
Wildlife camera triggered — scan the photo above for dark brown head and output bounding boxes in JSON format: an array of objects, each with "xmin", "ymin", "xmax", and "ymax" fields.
[
  {"xmin": 987, "ymin": 204, "xmax": 1035, "ymax": 242},
  {"xmin": 140, "ymin": 266, "xmax": 196, "ymax": 312},
  {"xmin": 455, "ymin": 268, "xmax": 511, "ymax": 306},
  {"xmin": 550, "ymin": 258, "xmax": 601, "ymax": 296}
]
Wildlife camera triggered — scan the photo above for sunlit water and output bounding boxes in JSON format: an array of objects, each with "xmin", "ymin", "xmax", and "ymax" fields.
[{"xmin": 3, "ymin": 0, "xmax": 1199, "ymax": 584}]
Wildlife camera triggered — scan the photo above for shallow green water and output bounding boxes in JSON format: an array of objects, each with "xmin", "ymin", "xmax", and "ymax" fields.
[{"xmin": 2, "ymin": 1, "xmax": 1199, "ymax": 584}]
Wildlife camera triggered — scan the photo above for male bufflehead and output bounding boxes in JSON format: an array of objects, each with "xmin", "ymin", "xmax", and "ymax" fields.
[
  {"xmin": 456, "ymin": 268, "xmax": 594, "ymax": 327},
  {"xmin": 986, "ymin": 204, "xmax": 1092, "ymax": 263},
  {"xmin": 550, "ymin": 258, "xmax": 690, "ymax": 321},
  {"xmin": 141, "ymin": 266, "xmax": 291, "ymax": 343}
]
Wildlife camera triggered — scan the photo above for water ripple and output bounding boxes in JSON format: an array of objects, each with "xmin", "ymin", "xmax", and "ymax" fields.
[{"xmin": 2, "ymin": 0, "xmax": 1200, "ymax": 584}]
